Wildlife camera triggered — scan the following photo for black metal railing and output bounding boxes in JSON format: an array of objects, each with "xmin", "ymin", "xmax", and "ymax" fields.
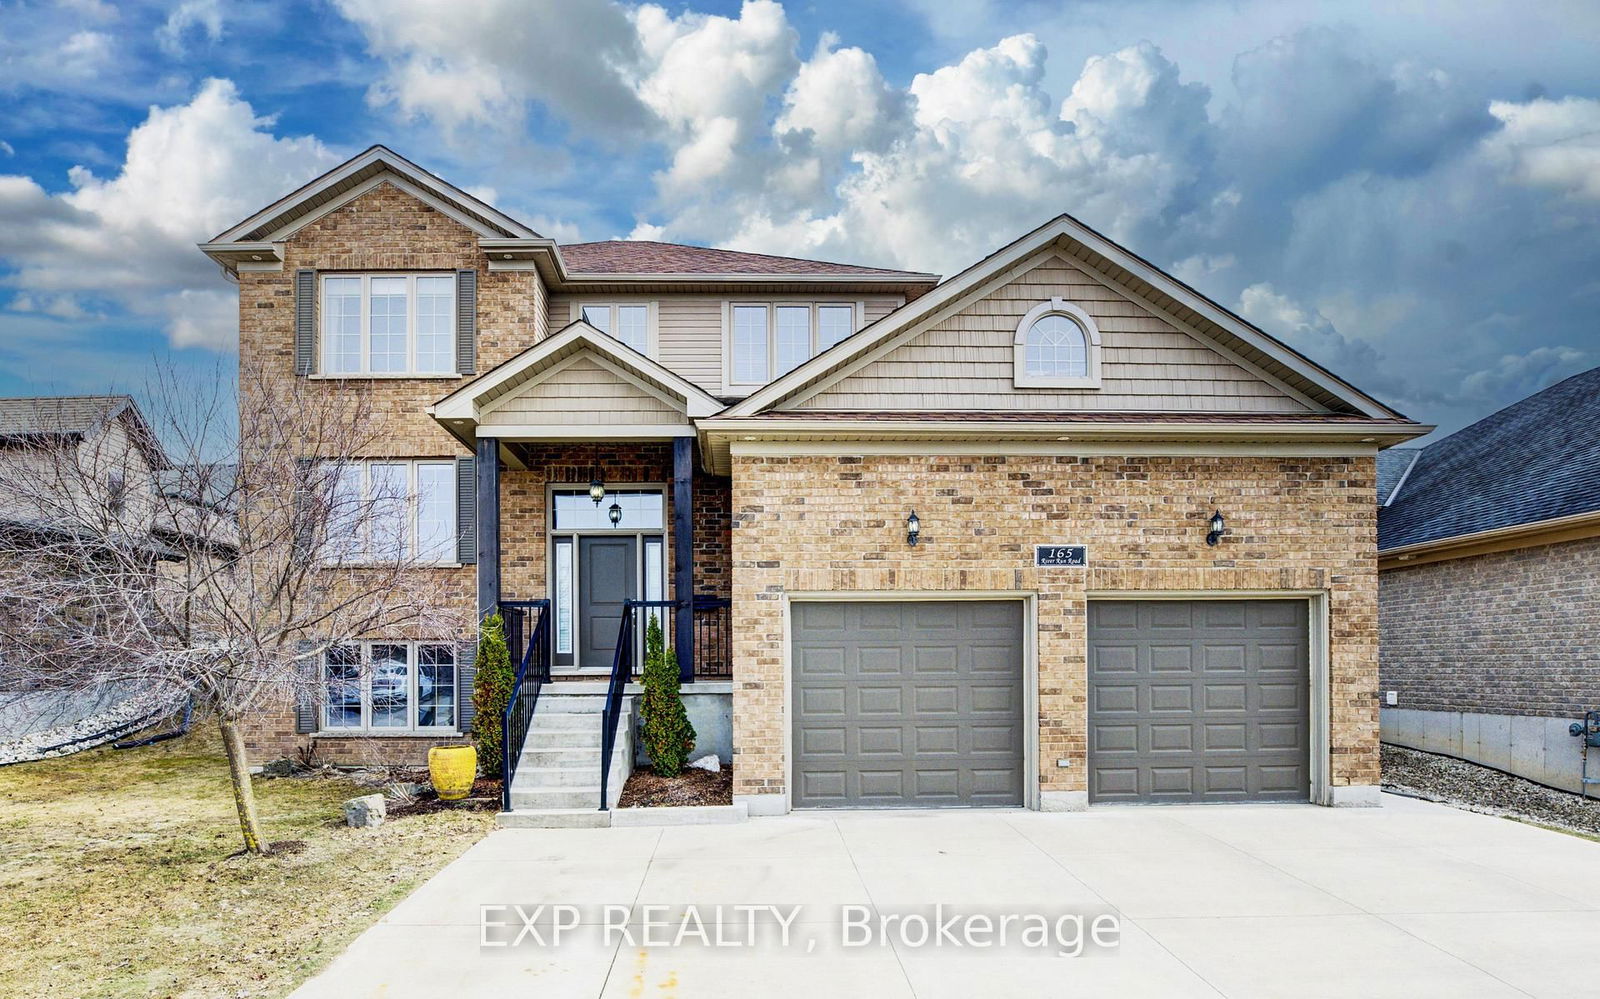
[
  {"xmin": 599, "ymin": 598, "xmax": 677, "ymax": 810},
  {"xmin": 693, "ymin": 595, "xmax": 732, "ymax": 678},
  {"xmin": 498, "ymin": 599, "xmax": 550, "ymax": 812}
]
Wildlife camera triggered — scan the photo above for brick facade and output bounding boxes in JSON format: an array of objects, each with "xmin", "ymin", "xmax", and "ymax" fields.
[
  {"xmin": 730, "ymin": 452, "xmax": 1381, "ymax": 801},
  {"xmin": 1380, "ymin": 535, "xmax": 1600, "ymax": 718}
]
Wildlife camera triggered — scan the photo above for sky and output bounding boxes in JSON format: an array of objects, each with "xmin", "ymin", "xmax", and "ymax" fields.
[{"xmin": 1, "ymin": 0, "xmax": 1598, "ymax": 438}]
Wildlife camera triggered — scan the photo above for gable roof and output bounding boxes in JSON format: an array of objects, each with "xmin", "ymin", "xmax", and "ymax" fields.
[
  {"xmin": 1379, "ymin": 366, "xmax": 1600, "ymax": 552},
  {"xmin": 718, "ymin": 213, "xmax": 1411, "ymax": 421},
  {"xmin": 0, "ymin": 394, "xmax": 168, "ymax": 470},
  {"xmin": 557, "ymin": 240, "xmax": 936, "ymax": 279},
  {"xmin": 208, "ymin": 145, "xmax": 538, "ymax": 245},
  {"xmin": 430, "ymin": 320, "xmax": 723, "ymax": 444}
]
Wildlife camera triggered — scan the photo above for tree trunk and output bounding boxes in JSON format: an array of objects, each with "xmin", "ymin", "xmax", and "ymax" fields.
[{"xmin": 219, "ymin": 715, "xmax": 266, "ymax": 854}]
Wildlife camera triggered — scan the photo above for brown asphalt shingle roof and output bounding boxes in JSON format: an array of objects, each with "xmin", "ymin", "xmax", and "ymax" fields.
[
  {"xmin": 557, "ymin": 240, "xmax": 936, "ymax": 278},
  {"xmin": 746, "ymin": 411, "xmax": 1414, "ymax": 424}
]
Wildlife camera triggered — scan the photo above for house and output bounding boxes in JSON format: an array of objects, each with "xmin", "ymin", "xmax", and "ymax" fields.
[
  {"xmin": 1378, "ymin": 367, "xmax": 1600, "ymax": 794},
  {"xmin": 202, "ymin": 146, "xmax": 1426, "ymax": 817}
]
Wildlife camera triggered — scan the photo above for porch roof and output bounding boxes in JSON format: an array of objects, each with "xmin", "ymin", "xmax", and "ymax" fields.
[{"xmin": 429, "ymin": 321, "xmax": 723, "ymax": 451}]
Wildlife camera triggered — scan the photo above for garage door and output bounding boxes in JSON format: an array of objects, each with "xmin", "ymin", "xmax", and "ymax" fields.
[
  {"xmin": 792, "ymin": 600, "xmax": 1025, "ymax": 808},
  {"xmin": 1087, "ymin": 600, "xmax": 1309, "ymax": 803}
]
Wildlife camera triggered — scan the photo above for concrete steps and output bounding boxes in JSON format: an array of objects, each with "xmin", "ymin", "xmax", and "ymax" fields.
[{"xmin": 500, "ymin": 693, "xmax": 632, "ymax": 825}]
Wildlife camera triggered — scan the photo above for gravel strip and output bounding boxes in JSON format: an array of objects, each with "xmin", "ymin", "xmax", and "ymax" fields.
[{"xmin": 1382, "ymin": 743, "xmax": 1600, "ymax": 838}]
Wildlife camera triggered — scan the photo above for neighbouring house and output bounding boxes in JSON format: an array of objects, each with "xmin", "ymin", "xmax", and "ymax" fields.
[
  {"xmin": 1378, "ymin": 367, "xmax": 1600, "ymax": 794},
  {"xmin": 202, "ymin": 145, "xmax": 1427, "ymax": 819}
]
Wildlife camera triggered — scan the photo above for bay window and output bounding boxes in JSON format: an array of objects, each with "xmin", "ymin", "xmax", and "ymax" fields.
[
  {"xmin": 321, "ymin": 273, "xmax": 456, "ymax": 375},
  {"xmin": 728, "ymin": 302, "xmax": 858, "ymax": 385},
  {"xmin": 321, "ymin": 641, "xmax": 457, "ymax": 732},
  {"xmin": 325, "ymin": 459, "xmax": 457, "ymax": 564}
]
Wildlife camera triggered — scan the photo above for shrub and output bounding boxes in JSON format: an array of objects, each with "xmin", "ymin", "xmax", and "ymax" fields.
[
  {"xmin": 638, "ymin": 614, "xmax": 696, "ymax": 777},
  {"xmin": 472, "ymin": 613, "xmax": 513, "ymax": 777}
]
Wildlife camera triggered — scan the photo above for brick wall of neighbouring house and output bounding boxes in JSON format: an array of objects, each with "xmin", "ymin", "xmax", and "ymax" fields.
[
  {"xmin": 730, "ymin": 452, "xmax": 1380, "ymax": 801},
  {"xmin": 1379, "ymin": 535, "xmax": 1600, "ymax": 718}
]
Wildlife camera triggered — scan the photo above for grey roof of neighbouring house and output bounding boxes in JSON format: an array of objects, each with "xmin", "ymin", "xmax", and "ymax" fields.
[
  {"xmin": 1376, "ymin": 448, "xmax": 1421, "ymax": 507},
  {"xmin": 1379, "ymin": 366, "xmax": 1600, "ymax": 551},
  {"xmin": 0, "ymin": 395, "xmax": 132, "ymax": 437}
]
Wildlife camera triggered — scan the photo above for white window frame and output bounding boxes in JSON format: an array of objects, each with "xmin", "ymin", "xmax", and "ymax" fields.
[
  {"xmin": 723, "ymin": 301, "xmax": 861, "ymax": 388},
  {"xmin": 320, "ymin": 272, "xmax": 457, "ymax": 377},
  {"xmin": 318, "ymin": 640, "xmax": 459, "ymax": 734},
  {"xmin": 323, "ymin": 459, "xmax": 458, "ymax": 566},
  {"xmin": 1012, "ymin": 298, "xmax": 1103, "ymax": 389},
  {"xmin": 572, "ymin": 300, "xmax": 658, "ymax": 357}
]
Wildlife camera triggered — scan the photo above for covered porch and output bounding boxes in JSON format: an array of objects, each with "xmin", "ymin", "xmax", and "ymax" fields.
[{"xmin": 430, "ymin": 322, "xmax": 731, "ymax": 684}]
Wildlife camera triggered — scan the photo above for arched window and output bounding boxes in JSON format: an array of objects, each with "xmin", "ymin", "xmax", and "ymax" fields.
[{"xmin": 1013, "ymin": 298, "xmax": 1102, "ymax": 388}]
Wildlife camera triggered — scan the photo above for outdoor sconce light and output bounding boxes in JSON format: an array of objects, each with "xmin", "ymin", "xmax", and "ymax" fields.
[
  {"xmin": 589, "ymin": 470, "xmax": 606, "ymax": 506},
  {"xmin": 1206, "ymin": 509, "xmax": 1226, "ymax": 547},
  {"xmin": 906, "ymin": 510, "xmax": 921, "ymax": 546},
  {"xmin": 608, "ymin": 499, "xmax": 623, "ymax": 527}
]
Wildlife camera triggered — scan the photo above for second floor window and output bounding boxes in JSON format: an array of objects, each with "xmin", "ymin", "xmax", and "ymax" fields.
[
  {"xmin": 324, "ymin": 459, "xmax": 457, "ymax": 564},
  {"xmin": 580, "ymin": 303, "xmax": 650, "ymax": 355},
  {"xmin": 322, "ymin": 274, "xmax": 455, "ymax": 375},
  {"xmin": 730, "ymin": 303, "xmax": 857, "ymax": 385}
]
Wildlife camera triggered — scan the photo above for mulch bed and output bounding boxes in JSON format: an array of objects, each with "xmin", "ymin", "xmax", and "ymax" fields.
[
  {"xmin": 388, "ymin": 778, "xmax": 502, "ymax": 817},
  {"xmin": 1382, "ymin": 743, "xmax": 1600, "ymax": 838},
  {"xmin": 618, "ymin": 765, "xmax": 732, "ymax": 808}
]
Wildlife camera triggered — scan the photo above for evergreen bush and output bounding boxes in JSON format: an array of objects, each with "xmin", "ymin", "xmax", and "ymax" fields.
[
  {"xmin": 638, "ymin": 614, "xmax": 696, "ymax": 777},
  {"xmin": 472, "ymin": 612, "xmax": 513, "ymax": 777}
]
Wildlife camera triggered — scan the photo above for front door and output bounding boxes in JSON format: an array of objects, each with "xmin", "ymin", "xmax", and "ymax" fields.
[{"xmin": 577, "ymin": 536, "xmax": 638, "ymax": 669}]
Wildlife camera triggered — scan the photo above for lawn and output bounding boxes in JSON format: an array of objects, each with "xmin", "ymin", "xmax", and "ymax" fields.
[{"xmin": 0, "ymin": 729, "xmax": 495, "ymax": 999}]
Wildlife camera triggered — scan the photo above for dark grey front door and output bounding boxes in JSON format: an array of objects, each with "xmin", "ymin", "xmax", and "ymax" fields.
[
  {"xmin": 791, "ymin": 600, "xmax": 1025, "ymax": 808},
  {"xmin": 578, "ymin": 536, "xmax": 637, "ymax": 669},
  {"xmin": 1087, "ymin": 599, "xmax": 1310, "ymax": 803}
]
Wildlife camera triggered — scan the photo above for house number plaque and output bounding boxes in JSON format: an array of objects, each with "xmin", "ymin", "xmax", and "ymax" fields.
[{"xmin": 1034, "ymin": 544, "xmax": 1088, "ymax": 567}]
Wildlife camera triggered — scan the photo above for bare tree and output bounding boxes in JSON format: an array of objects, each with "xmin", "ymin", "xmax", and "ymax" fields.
[{"xmin": 0, "ymin": 362, "xmax": 466, "ymax": 854}]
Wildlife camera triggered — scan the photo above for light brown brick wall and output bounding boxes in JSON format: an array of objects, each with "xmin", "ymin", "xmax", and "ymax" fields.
[
  {"xmin": 1380, "ymin": 535, "xmax": 1600, "ymax": 718},
  {"xmin": 730, "ymin": 452, "xmax": 1380, "ymax": 800}
]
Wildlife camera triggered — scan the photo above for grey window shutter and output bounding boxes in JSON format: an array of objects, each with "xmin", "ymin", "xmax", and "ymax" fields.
[
  {"xmin": 291, "ymin": 458, "xmax": 316, "ymax": 563},
  {"xmin": 294, "ymin": 639, "xmax": 318, "ymax": 734},
  {"xmin": 456, "ymin": 269, "xmax": 477, "ymax": 375},
  {"xmin": 294, "ymin": 269, "xmax": 316, "ymax": 376},
  {"xmin": 457, "ymin": 639, "xmax": 477, "ymax": 735},
  {"xmin": 455, "ymin": 455, "xmax": 476, "ymax": 564}
]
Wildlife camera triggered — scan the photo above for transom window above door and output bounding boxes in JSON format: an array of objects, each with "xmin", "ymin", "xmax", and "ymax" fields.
[
  {"xmin": 580, "ymin": 304, "xmax": 651, "ymax": 355},
  {"xmin": 729, "ymin": 303, "xmax": 858, "ymax": 385},
  {"xmin": 552, "ymin": 489, "xmax": 665, "ymax": 530},
  {"xmin": 322, "ymin": 273, "xmax": 456, "ymax": 375}
]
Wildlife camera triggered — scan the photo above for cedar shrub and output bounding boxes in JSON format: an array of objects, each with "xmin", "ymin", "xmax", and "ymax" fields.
[{"xmin": 638, "ymin": 614, "xmax": 696, "ymax": 777}]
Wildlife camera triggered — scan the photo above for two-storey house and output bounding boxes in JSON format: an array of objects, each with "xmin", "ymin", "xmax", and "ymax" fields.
[{"xmin": 204, "ymin": 147, "xmax": 1426, "ymax": 819}]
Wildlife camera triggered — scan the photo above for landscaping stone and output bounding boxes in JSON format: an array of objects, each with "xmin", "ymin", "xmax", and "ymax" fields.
[
  {"xmin": 689, "ymin": 754, "xmax": 721, "ymax": 773},
  {"xmin": 343, "ymin": 794, "xmax": 387, "ymax": 828},
  {"xmin": 1382, "ymin": 743, "xmax": 1600, "ymax": 837},
  {"xmin": 0, "ymin": 685, "xmax": 185, "ymax": 767}
]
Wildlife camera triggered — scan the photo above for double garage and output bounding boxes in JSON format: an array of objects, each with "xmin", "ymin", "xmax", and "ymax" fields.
[{"xmin": 790, "ymin": 597, "xmax": 1313, "ymax": 808}]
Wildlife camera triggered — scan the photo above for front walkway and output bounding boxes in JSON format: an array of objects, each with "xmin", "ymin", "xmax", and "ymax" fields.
[{"xmin": 290, "ymin": 795, "xmax": 1600, "ymax": 998}]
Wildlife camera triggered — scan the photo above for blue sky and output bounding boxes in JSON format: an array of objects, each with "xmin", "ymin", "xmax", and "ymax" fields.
[{"xmin": 2, "ymin": 0, "xmax": 1598, "ymax": 437}]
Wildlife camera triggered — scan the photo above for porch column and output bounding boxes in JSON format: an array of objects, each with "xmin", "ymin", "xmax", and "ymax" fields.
[
  {"xmin": 476, "ymin": 436, "xmax": 501, "ymax": 620},
  {"xmin": 672, "ymin": 435, "xmax": 695, "ymax": 681}
]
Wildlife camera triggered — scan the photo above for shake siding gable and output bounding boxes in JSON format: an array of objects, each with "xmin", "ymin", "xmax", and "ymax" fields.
[{"xmin": 789, "ymin": 253, "xmax": 1313, "ymax": 413}]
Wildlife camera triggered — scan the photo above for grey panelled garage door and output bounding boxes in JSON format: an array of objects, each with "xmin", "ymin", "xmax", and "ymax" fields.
[
  {"xmin": 1088, "ymin": 600, "xmax": 1310, "ymax": 803},
  {"xmin": 792, "ymin": 601, "xmax": 1024, "ymax": 808}
]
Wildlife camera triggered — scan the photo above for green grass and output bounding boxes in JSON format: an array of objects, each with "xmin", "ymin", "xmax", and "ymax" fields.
[{"xmin": 0, "ymin": 729, "xmax": 494, "ymax": 999}]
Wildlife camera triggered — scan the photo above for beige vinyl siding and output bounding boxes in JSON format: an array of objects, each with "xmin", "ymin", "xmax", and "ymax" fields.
[
  {"xmin": 789, "ymin": 255, "xmax": 1311, "ymax": 413},
  {"xmin": 479, "ymin": 355, "xmax": 685, "ymax": 427},
  {"xmin": 549, "ymin": 294, "xmax": 905, "ymax": 395}
]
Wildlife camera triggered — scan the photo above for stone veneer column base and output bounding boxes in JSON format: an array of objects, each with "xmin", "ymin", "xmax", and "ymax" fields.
[
  {"xmin": 735, "ymin": 793, "xmax": 790, "ymax": 817},
  {"xmin": 1327, "ymin": 784, "xmax": 1382, "ymax": 807},
  {"xmin": 1039, "ymin": 791, "xmax": 1089, "ymax": 812}
]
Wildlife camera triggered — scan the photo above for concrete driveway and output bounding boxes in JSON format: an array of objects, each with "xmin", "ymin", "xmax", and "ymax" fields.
[{"xmin": 290, "ymin": 794, "xmax": 1600, "ymax": 999}]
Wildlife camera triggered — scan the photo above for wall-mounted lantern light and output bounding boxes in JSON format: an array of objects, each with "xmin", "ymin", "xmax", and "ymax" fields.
[
  {"xmin": 608, "ymin": 499, "xmax": 623, "ymax": 527},
  {"xmin": 589, "ymin": 469, "xmax": 606, "ymax": 506},
  {"xmin": 1206, "ymin": 510, "xmax": 1226, "ymax": 547},
  {"xmin": 906, "ymin": 510, "xmax": 921, "ymax": 547}
]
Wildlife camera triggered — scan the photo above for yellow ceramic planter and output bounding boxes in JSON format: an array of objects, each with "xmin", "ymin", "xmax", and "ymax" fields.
[{"xmin": 428, "ymin": 745, "xmax": 478, "ymax": 801}]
